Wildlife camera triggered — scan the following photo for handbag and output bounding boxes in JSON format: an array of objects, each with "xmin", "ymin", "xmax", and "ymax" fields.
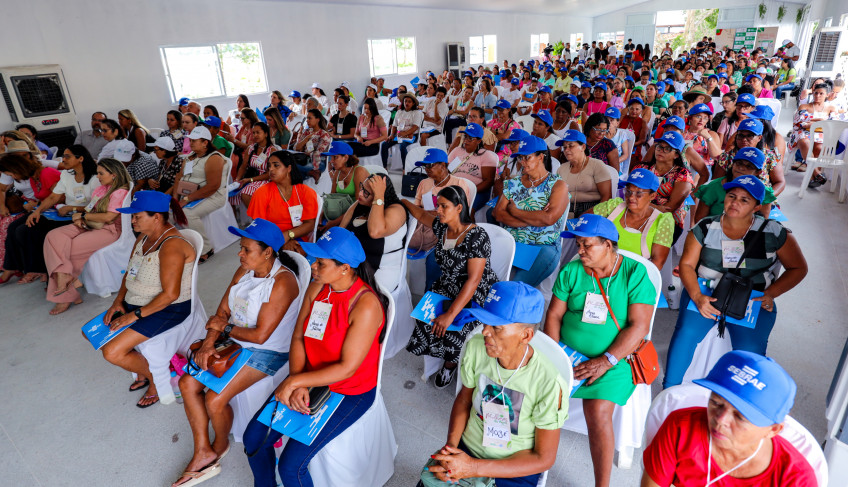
[
  {"xmin": 4, "ymin": 190, "xmax": 25, "ymax": 214},
  {"xmin": 186, "ymin": 338, "xmax": 243, "ymax": 378},
  {"xmin": 322, "ymin": 193, "xmax": 355, "ymax": 221},
  {"xmin": 401, "ymin": 166, "xmax": 428, "ymax": 198},
  {"xmin": 176, "ymin": 180, "xmax": 199, "ymax": 197},
  {"xmin": 595, "ymin": 274, "xmax": 660, "ymax": 385},
  {"xmin": 307, "ymin": 385, "xmax": 332, "ymax": 414},
  {"xmin": 709, "ymin": 219, "xmax": 770, "ymax": 336}
]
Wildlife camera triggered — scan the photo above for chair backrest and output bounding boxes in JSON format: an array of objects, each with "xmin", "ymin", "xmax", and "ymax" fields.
[
  {"xmin": 404, "ymin": 145, "xmax": 431, "ymax": 174},
  {"xmin": 810, "ymin": 120, "xmax": 848, "ymax": 165},
  {"xmin": 456, "ymin": 176, "xmax": 477, "ymax": 207},
  {"xmin": 617, "ymin": 249, "xmax": 661, "ymax": 339},
  {"xmin": 516, "ymin": 115, "xmax": 535, "ymax": 130},
  {"xmin": 375, "ymin": 285, "xmax": 396, "ymax": 393},
  {"xmin": 362, "ymin": 165, "xmax": 387, "ymax": 175},
  {"xmin": 377, "ymin": 97, "xmax": 390, "ymax": 109},
  {"xmin": 283, "ymin": 250, "xmax": 311, "ymax": 310},
  {"xmin": 620, "ymin": 129, "xmax": 636, "ymax": 176},
  {"xmin": 757, "ymin": 98, "xmax": 781, "ymax": 126},
  {"xmin": 645, "ymin": 384, "xmax": 828, "ymax": 487},
  {"xmin": 117, "ymin": 182, "xmax": 135, "ymax": 243},
  {"xmin": 286, "ymin": 114, "xmax": 304, "ymax": 130},
  {"xmin": 605, "ymin": 165, "xmax": 620, "ymax": 193},
  {"xmin": 312, "ymin": 192, "xmax": 323, "ymax": 243},
  {"xmin": 148, "ymin": 128, "xmax": 165, "ymax": 136},
  {"xmin": 477, "ymin": 223, "xmax": 515, "ymax": 281},
  {"xmin": 178, "ymin": 229, "xmax": 204, "ymax": 314},
  {"xmin": 378, "ymin": 109, "xmax": 391, "ymax": 124},
  {"xmin": 399, "ymin": 215, "xmax": 416, "ymax": 282},
  {"xmin": 710, "ymin": 97, "xmax": 723, "ymax": 114}
]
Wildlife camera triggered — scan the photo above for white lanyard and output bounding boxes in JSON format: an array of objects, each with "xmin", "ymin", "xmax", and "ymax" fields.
[
  {"xmin": 487, "ymin": 345, "xmax": 530, "ymax": 404},
  {"xmin": 591, "ymin": 254, "xmax": 620, "ymax": 294},
  {"xmin": 706, "ymin": 437, "xmax": 763, "ymax": 486},
  {"xmin": 277, "ymin": 184, "xmax": 300, "ymax": 209}
]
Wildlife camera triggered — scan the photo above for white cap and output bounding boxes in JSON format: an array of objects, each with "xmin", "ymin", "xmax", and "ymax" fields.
[
  {"xmin": 571, "ymin": 81, "xmax": 581, "ymax": 88},
  {"xmin": 311, "ymin": 82, "xmax": 321, "ymax": 89},
  {"xmin": 112, "ymin": 140, "xmax": 136, "ymax": 162},
  {"xmin": 148, "ymin": 136, "xmax": 176, "ymax": 152},
  {"xmin": 188, "ymin": 126, "xmax": 212, "ymax": 141},
  {"xmin": 368, "ymin": 83, "xmax": 378, "ymax": 90},
  {"xmin": 339, "ymin": 81, "xmax": 350, "ymax": 88},
  {"xmin": 756, "ymin": 67, "xmax": 767, "ymax": 74},
  {"xmin": 783, "ymin": 39, "xmax": 792, "ymax": 46}
]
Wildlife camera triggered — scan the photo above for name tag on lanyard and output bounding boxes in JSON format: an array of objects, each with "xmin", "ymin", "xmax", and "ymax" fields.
[
  {"xmin": 305, "ymin": 301, "xmax": 332, "ymax": 340},
  {"xmin": 482, "ymin": 401, "xmax": 511, "ymax": 449},
  {"xmin": 722, "ymin": 240, "xmax": 746, "ymax": 268},
  {"xmin": 582, "ymin": 292, "xmax": 609, "ymax": 325}
]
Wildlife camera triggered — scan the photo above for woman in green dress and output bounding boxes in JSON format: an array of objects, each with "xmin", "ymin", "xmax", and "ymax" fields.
[{"xmin": 543, "ymin": 214, "xmax": 656, "ymax": 487}]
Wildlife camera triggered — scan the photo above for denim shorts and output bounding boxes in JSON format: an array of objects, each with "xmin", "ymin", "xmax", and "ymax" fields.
[{"xmin": 244, "ymin": 347, "xmax": 289, "ymax": 376}]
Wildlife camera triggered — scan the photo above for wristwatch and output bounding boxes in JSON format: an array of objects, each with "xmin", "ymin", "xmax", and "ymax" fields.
[
  {"xmin": 222, "ymin": 324, "xmax": 234, "ymax": 338},
  {"xmin": 288, "ymin": 230, "xmax": 295, "ymax": 239},
  {"xmin": 134, "ymin": 308, "xmax": 143, "ymax": 319},
  {"xmin": 604, "ymin": 352, "xmax": 618, "ymax": 366},
  {"xmin": 374, "ymin": 199, "xmax": 384, "ymax": 206}
]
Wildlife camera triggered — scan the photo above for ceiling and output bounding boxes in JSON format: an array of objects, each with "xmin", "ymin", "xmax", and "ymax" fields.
[{"xmin": 258, "ymin": 0, "xmax": 651, "ymax": 18}]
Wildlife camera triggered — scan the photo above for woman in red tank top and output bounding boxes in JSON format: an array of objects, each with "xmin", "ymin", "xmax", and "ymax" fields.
[{"xmin": 242, "ymin": 227, "xmax": 387, "ymax": 487}]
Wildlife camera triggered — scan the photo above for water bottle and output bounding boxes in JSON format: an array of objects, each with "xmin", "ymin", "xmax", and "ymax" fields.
[{"xmin": 170, "ymin": 371, "xmax": 183, "ymax": 404}]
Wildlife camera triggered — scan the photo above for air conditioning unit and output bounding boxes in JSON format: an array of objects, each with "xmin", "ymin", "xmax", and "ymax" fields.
[
  {"xmin": 805, "ymin": 27, "xmax": 844, "ymax": 78},
  {"xmin": 446, "ymin": 43, "xmax": 466, "ymax": 80},
  {"xmin": 0, "ymin": 64, "xmax": 79, "ymax": 152}
]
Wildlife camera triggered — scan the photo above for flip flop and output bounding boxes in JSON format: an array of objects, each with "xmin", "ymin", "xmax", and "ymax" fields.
[
  {"xmin": 198, "ymin": 250, "xmax": 215, "ymax": 264},
  {"xmin": 129, "ymin": 378, "xmax": 149, "ymax": 392},
  {"xmin": 216, "ymin": 444, "xmax": 231, "ymax": 462},
  {"xmin": 172, "ymin": 461, "xmax": 221, "ymax": 487},
  {"xmin": 137, "ymin": 394, "xmax": 159, "ymax": 409}
]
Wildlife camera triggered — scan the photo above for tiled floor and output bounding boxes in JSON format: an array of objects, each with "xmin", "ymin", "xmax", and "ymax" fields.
[{"xmin": 1, "ymin": 106, "xmax": 845, "ymax": 486}]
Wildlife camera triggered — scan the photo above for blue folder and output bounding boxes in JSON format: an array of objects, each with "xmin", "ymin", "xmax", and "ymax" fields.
[
  {"xmin": 42, "ymin": 209, "xmax": 73, "ymax": 221},
  {"xmin": 256, "ymin": 392, "xmax": 343, "ymax": 446},
  {"xmin": 82, "ymin": 310, "xmax": 132, "ymax": 350},
  {"xmin": 183, "ymin": 348, "xmax": 253, "ymax": 394},
  {"xmin": 512, "ymin": 242, "xmax": 541, "ymax": 271}
]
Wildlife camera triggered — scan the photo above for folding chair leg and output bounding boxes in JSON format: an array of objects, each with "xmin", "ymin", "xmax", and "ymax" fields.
[
  {"xmin": 840, "ymin": 168, "xmax": 848, "ymax": 203},
  {"xmin": 798, "ymin": 162, "xmax": 816, "ymax": 199},
  {"xmin": 615, "ymin": 446, "xmax": 634, "ymax": 469}
]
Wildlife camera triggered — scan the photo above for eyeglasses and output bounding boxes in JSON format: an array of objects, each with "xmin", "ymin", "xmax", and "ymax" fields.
[
  {"xmin": 720, "ymin": 100, "xmax": 734, "ymax": 105},
  {"xmin": 359, "ymin": 183, "xmax": 372, "ymax": 198},
  {"xmin": 736, "ymin": 132, "xmax": 757, "ymax": 140},
  {"xmin": 592, "ymin": 127, "xmax": 608, "ymax": 133},
  {"xmin": 624, "ymin": 189, "xmax": 651, "ymax": 197},
  {"xmin": 656, "ymin": 144, "xmax": 675, "ymax": 153}
]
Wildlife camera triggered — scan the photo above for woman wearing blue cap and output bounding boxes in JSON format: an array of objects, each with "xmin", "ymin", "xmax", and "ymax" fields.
[
  {"xmin": 419, "ymin": 281, "xmax": 568, "ymax": 487},
  {"xmin": 447, "ymin": 123, "xmax": 498, "ymax": 210},
  {"xmin": 99, "ymin": 191, "xmax": 193, "ymax": 408},
  {"xmin": 663, "ymin": 175, "xmax": 807, "ymax": 389},
  {"xmin": 494, "ymin": 135, "xmax": 568, "ymax": 287},
  {"xmin": 588, "ymin": 168, "xmax": 674, "ymax": 270},
  {"xmin": 621, "ymin": 98, "xmax": 649, "ymax": 164},
  {"xmin": 544, "ymin": 213, "xmax": 656, "ymax": 487},
  {"xmin": 582, "ymin": 113, "xmax": 620, "ymax": 173},
  {"xmin": 712, "ymin": 118, "xmax": 786, "ymax": 197},
  {"xmin": 644, "ymin": 351, "xmax": 817, "ymax": 486},
  {"xmin": 490, "ymin": 100, "xmax": 521, "ymax": 143},
  {"xmin": 683, "ymin": 103, "xmax": 722, "ymax": 168},
  {"xmin": 319, "ymin": 141, "xmax": 369, "ymax": 223},
  {"xmin": 694, "ymin": 147, "xmax": 776, "ymax": 222},
  {"xmin": 556, "ymin": 130, "xmax": 613, "ymax": 218},
  {"xmin": 171, "ymin": 218, "xmax": 303, "ymax": 486},
  {"xmin": 242, "ymin": 227, "xmax": 387, "ymax": 487},
  {"xmin": 582, "ymin": 83, "xmax": 610, "ymax": 123}
]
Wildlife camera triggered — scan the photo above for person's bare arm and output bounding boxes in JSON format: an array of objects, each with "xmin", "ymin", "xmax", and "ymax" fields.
[
  {"xmin": 649, "ymin": 244, "xmax": 671, "ymax": 272},
  {"xmin": 607, "ymin": 149, "xmax": 620, "ymax": 173},
  {"xmin": 185, "ymin": 154, "xmax": 225, "ymax": 201},
  {"xmin": 543, "ymin": 296, "xmax": 566, "ymax": 343},
  {"xmin": 401, "ymin": 199, "xmax": 436, "ymax": 228},
  {"xmin": 492, "ymin": 190, "xmax": 528, "ymax": 228},
  {"xmin": 224, "ymin": 271, "xmax": 299, "ymax": 344},
  {"xmin": 597, "ymin": 179, "xmax": 613, "ymax": 201}
]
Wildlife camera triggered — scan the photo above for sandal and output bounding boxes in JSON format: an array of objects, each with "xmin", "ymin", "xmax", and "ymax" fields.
[
  {"xmin": 129, "ymin": 378, "xmax": 149, "ymax": 392},
  {"xmin": 796, "ymin": 162, "xmax": 807, "ymax": 172},
  {"xmin": 0, "ymin": 271, "xmax": 22, "ymax": 284},
  {"xmin": 18, "ymin": 273, "xmax": 46, "ymax": 284},
  {"xmin": 198, "ymin": 250, "xmax": 215, "ymax": 264},
  {"xmin": 171, "ymin": 460, "xmax": 221, "ymax": 487},
  {"xmin": 137, "ymin": 394, "xmax": 159, "ymax": 409},
  {"xmin": 53, "ymin": 277, "xmax": 83, "ymax": 297}
]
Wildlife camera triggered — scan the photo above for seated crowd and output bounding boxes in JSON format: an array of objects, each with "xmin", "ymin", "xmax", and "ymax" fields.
[{"xmin": 0, "ymin": 36, "xmax": 837, "ymax": 487}]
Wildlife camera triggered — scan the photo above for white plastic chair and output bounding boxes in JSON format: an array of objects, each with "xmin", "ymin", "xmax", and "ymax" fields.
[
  {"xmin": 134, "ymin": 229, "xmax": 207, "ymax": 405},
  {"xmin": 619, "ymin": 129, "xmax": 636, "ymax": 177},
  {"xmin": 229, "ymin": 251, "xmax": 311, "ymax": 442},
  {"xmin": 357, "ymin": 141, "xmax": 385, "ymax": 167},
  {"xmin": 561, "ymin": 250, "xmax": 661, "ymax": 469},
  {"xmin": 42, "ymin": 158, "xmax": 61, "ymax": 169},
  {"xmin": 383, "ymin": 216, "xmax": 417, "ymax": 359},
  {"xmin": 362, "ymin": 164, "xmax": 388, "ymax": 175},
  {"xmin": 308, "ymin": 287, "xmax": 397, "ymax": 486},
  {"xmin": 798, "ymin": 121, "xmax": 848, "ymax": 200},
  {"xmin": 80, "ymin": 183, "xmax": 135, "ymax": 297},
  {"xmin": 645, "ymin": 383, "xmax": 829, "ymax": 487},
  {"xmin": 456, "ymin": 176, "xmax": 477, "ymax": 206},
  {"xmin": 311, "ymin": 193, "xmax": 323, "ymax": 243},
  {"xmin": 515, "ymin": 115, "xmax": 535, "ymax": 130},
  {"xmin": 201, "ymin": 163, "xmax": 239, "ymax": 252},
  {"xmin": 428, "ymin": 133, "xmax": 448, "ymax": 152},
  {"xmin": 606, "ymin": 165, "xmax": 619, "ymax": 195},
  {"xmin": 404, "ymin": 145, "xmax": 431, "ymax": 174}
]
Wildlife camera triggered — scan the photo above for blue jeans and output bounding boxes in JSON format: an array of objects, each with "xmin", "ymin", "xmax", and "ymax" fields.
[
  {"xmin": 381, "ymin": 136, "xmax": 418, "ymax": 168},
  {"xmin": 773, "ymin": 83, "xmax": 795, "ymax": 100},
  {"xmin": 295, "ymin": 159, "xmax": 326, "ymax": 179},
  {"xmin": 662, "ymin": 290, "xmax": 778, "ymax": 389},
  {"xmin": 242, "ymin": 387, "xmax": 377, "ymax": 487},
  {"xmin": 511, "ymin": 243, "xmax": 561, "ymax": 288},
  {"xmin": 418, "ymin": 439, "xmax": 541, "ymax": 487}
]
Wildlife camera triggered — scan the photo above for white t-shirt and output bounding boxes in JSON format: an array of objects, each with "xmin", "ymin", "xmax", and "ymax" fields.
[
  {"xmin": 392, "ymin": 109, "xmax": 424, "ymax": 134},
  {"xmin": 502, "ymin": 89, "xmax": 521, "ymax": 106},
  {"xmin": 0, "ymin": 174, "xmax": 35, "ymax": 199},
  {"xmin": 608, "ymin": 45, "xmax": 618, "ymax": 57},
  {"xmin": 784, "ymin": 45, "xmax": 801, "ymax": 59},
  {"xmin": 52, "ymin": 170, "xmax": 102, "ymax": 207},
  {"xmin": 97, "ymin": 139, "xmax": 121, "ymax": 161},
  {"xmin": 422, "ymin": 99, "xmax": 449, "ymax": 130}
]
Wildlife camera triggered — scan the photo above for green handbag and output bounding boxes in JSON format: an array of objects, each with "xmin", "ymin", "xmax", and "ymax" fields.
[{"xmin": 322, "ymin": 193, "xmax": 355, "ymax": 221}]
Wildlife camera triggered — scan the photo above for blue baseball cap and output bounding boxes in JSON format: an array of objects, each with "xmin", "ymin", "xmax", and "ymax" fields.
[
  {"xmin": 511, "ymin": 77, "xmax": 520, "ymax": 85},
  {"xmin": 511, "ymin": 135, "xmax": 548, "ymax": 157},
  {"xmin": 694, "ymin": 351, "xmax": 796, "ymax": 427},
  {"xmin": 747, "ymin": 105, "xmax": 775, "ymax": 121},
  {"xmin": 495, "ymin": 99, "xmax": 512, "ymax": 110},
  {"xmin": 594, "ymin": 82, "xmax": 608, "ymax": 91},
  {"xmin": 656, "ymin": 84, "xmax": 666, "ymax": 96},
  {"xmin": 561, "ymin": 213, "xmax": 619, "ymax": 242},
  {"xmin": 737, "ymin": 118, "xmax": 764, "ymax": 136},
  {"xmin": 733, "ymin": 147, "xmax": 766, "ymax": 169},
  {"xmin": 689, "ymin": 103, "xmax": 713, "ymax": 116},
  {"xmin": 604, "ymin": 107, "xmax": 621, "ymax": 119},
  {"xmin": 503, "ymin": 128, "xmax": 530, "ymax": 143},
  {"xmin": 565, "ymin": 94, "xmax": 579, "ymax": 106},
  {"xmin": 414, "ymin": 148, "xmax": 449, "ymax": 166},
  {"xmin": 736, "ymin": 93, "xmax": 757, "ymax": 106},
  {"xmin": 300, "ymin": 227, "xmax": 366, "ymax": 268},
  {"xmin": 664, "ymin": 116, "xmax": 685, "ymax": 131},
  {"xmin": 719, "ymin": 73, "xmax": 728, "ymax": 79},
  {"xmin": 467, "ymin": 281, "xmax": 545, "ymax": 326},
  {"xmin": 321, "ymin": 141, "xmax": 354, "ymax": 156},
  {"xmin": 178, "ymin": 97, "xmax": 191, "ymax": 107},
  {"xmin": 538, "ymin": 85, "xmax": 552, "ymax": 94},
  {"xmin": 546, "ymin": 66, "xmax": 555, "ymax": 73},
  {"xmin": 531, "ymin": 109, "xmax": 553, "ymax": 127},
  {"xmin": 723, "ymin": 175, "xmax": 766, "ymax": 203},
  {"xmin": 717, "ymin": 63, "xmax": 727, "ymax": 69},
  {"xmin": 117, "ymin": 190, "xmax": 172, "ymax": 214},
  {"xmin": 624, "ymin": 76, "xmax": 635, "ymax": 83},
  {"xmin": 228, "ymin": 218, "xmax": 285, "ymax": 251},
  {"xmin": 500, "ymin": 70, "xmax": 510, "ymax": 76},
  {"xmin": 746, "ymin": 74, "xmax": 763, "ymax": 82},
  {"xmin": 627, "ymin": 97, "xmax": 645, "ymax": 106},
  {"xmin": 656, "ymin": 131, "xmax": 685, "ymax": 151},
  {"xmin": 707, "ymin": 74, "xmax": 718, "ymax": 81},
  {"xmin": 618, "ymin": 168, "xmax": 660, "ymax": 191},
  {"xmin": 666, "ymin": 68, "xmax": 676, "ymax": 74},
  {"xmin": 289, "ymin": 90, "xmax": 301, "ymax": 98},
  {"xmin": 462, "ymin": 123, "xmax": 484, "ymax": 139},
  {"xmin": 202, "ymin": 115, "xmax": 222, "ymax": 129},
  {"xmin": 555, "ymin": 129, "xmax": 587, "ymax": 146}
]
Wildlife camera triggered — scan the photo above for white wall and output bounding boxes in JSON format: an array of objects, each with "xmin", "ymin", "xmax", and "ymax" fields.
[{"xmin": 0, "ymin": 0, "xmax": 590, "ymax": 133}]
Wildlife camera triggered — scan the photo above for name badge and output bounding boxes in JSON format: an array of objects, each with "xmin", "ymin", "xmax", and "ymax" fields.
[
  {"xmin": 360, "ymin": 126, "xmax": 369, "ymax": 138},
  {"xmin": 721, "ymin": 240, "xmax": 745, "ymax": 268},
  {"xmin": 305, "ymin": 301, "xmax": 332, "ymax": 340},
  {"xmin": 232, "ymin": 296, "xmax": 250, "ymax": 327},
  {"xmin": 482, "ymin": 401, "xmax": 511, "ymax": 449},
  {"xmin": 288, "ymin": 204, "xmax": 303, "ymax": 227},
  {"xmin": 72, "ymin": 186, "xmax": 85, "ymax": 203},
  {"xmin": 582, "ymin": 292, "xmax": 609, "ymax": 325},
  {"xmin": 127, "ymin": 264, "xmax": 140, "ymax": 281},
  {"xmin": 256, "ymin": 154, "xmax": 266, "ymax": 166},
  {"xmin": 422, "ymin": 191, "xmax": 436, "ymax": 211},
  {"xmin": 338, "ymin": 123, "xmax": 345, "ymax": 135},
  {"xmin": 448, "ymin": 157, "xmax": 463, "ymax": 173},
  {"xmin": 306, "ymin": 140, "xmax": 314, "ymax": 153}
]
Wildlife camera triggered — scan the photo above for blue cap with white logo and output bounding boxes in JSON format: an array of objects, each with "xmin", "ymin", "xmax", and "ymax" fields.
[
  {"xmin": 733, "ymin": 147, "xmax": 766, "ymax": 169},
  {"xmin": 664, "ymin": 116, "xmax": 685, "ymax": 131},
  {"xmin": 604, "ymin": 107, "xmax": 621, "ymax": 119},
  {"xmin": 289, "ymin": 90, "xmax": 301, "ymax": 98},
  {"xmin": 538, "ymin": 85, "xmax": 552, "ymax": 94},
  {"xmin": 746, "ymin": 74, "xmax": 763, "ymax": 82},
  {"xmin": 689, "ymin": 103, "xmax": 713, "ymax": 116},
  {"xmin": 495, "ymin": 99, "xmax": 512, "ymax": 110},
  {"xmin": 561, "ymin": 213, "xmax": 619, "ymax": 242},
  {"xmin": 228, "ymin": 218, "xmax": 285, "ymax": 251},
  {"xmin": 624, "ymin": 76, "xmax": 635, "ymax": 83},
  {"xmin": 116, "ymin": 190, "xmax": 172, "ymax": 214},
  {"xmin": 467, "ymin": 281, "xmax": 545, "ymax": 326},
  {"xmin": 511, "ymin": 78, "xmax": 520, "ymax": 85},
  {"xmin": 618, "ymin": 168, "xmax": 660, "ymax": 191},
  {"xmin": 462, "ymin": 123, "xmax": 484, "ymax": 139},
  {"xmin": 747, "ymin": 105, "xmax": 775, "ymax": 122},
  {"xmin": 723, "ymin": 175, "xmax": 766, "ymax": 203},
  {"xmin": 657, "ymin": 131, "xmax": 685, "ymax": 151},
  {"xmin": 300, "ymin": 227, "xmax": 366, "ymax": 268},
  {"xmin": 628, "ymin": 97, "xmax": 645, "ymax": 106},
  {"xmin": 511, "ymin": 135, "xmax": 548, "ymax": 157},
  {"xmin": 565, "ymin": 94, "xmax": 579, "ymax": 106},
  {"xmin": 202, "ymin": 116, "xmax": 222, "ymax": 129},
  {"xmin": 531, "ymin": 109, "xmax": 553, "ymax": 127},
  {"xmin": 178, "ymin": 97, "xmax": 191, "ymax": 107},
  {"xmin": 736, "ymin": 93, "xmax": 757, "ymax": 106},
  {"xmin": 321, "ymin": 141, "xmax": 354, "ymax": 156},
  {"xmin": 737, "ymin": 118, "xmax": 764, "ymax": 136},
  {"xmin": 555, "ymin": 129, "xmax": 587, "ymax": 146},
  {"xmin": 594, "ymin": 82, "xmax": 608, "ymax": 92},
  {"xmin": 503, "ymin": 128, "xmax": 530, "ymax": 143},
  {"xmin": 694, "ymin": 350, "xmax": 796, "ymax": 427},
  {"xmin": 414, "ymin": 148, "xmax": 449, "ymax": 166}
]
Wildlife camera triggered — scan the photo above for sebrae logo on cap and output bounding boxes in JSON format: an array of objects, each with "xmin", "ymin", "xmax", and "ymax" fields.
[
  {"xmin": 737, "ymin": 176, "xmax": 756, "ymax": 186},
  {"xmin": 743, "ymin": 149, "xmax": 757, "ymax": 158},
  {"xmin": 727, "ymin": 364, "xmax": 767, "ymax": 390},
  {"xmin": 575, "ymin": 216, "xmax": 589, "ymax": 228},
  {"xmin": 486, "ymin": 288, "xmax": 501, "ymax": 303},
  {"xmin": 319, "ymin": 232, "xmax": 332, "ymax": 242},
  {"xmin": 247, "ymin": 221, "xmax": 258, "ymax": 230},
  {"xmin": 132, "ymin": 195, "xmax": 138, "ymax": 203},
  {"xmin": 663, "ymin": 133, "xmax": 675, "ymax": 141},
  {"xmin": 630, "ymin": 171, "xmax": 644, "ymax": 180},
  {"xmin": 519, "ymin": 140, "xmax": 527, "ymax": 150},
  {"xmin": 743, "ymin": 120, "xmax": 756, "ymax": 129}
]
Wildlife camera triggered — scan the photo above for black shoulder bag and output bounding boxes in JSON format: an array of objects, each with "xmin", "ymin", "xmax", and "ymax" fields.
[
  {"xmin": 710, "ymin": 219, "xmax": 770, "ymax": 337},
  {"xmin": 401, "ymin": 166, "xmax": 428, "ymax": 198}
]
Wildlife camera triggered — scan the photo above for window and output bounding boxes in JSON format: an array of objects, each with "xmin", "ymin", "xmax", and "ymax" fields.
[
  {"xmin": 570, "ymin": 33, "xmax": 584, "ymax": 48},
  {"xmin": 469, "ymin": 35, "xmax": 497, "ymax": 65},
  {"xmin": 367, "ymin": 37, "xmax": 417, "ymax": 77},
  {"xmin": 160, "ymin": 42, "xmax": 267, "ymax": 103},
  {"xmin": 530, "ymin": 33, "xmax": 549, "ymax": 56}
]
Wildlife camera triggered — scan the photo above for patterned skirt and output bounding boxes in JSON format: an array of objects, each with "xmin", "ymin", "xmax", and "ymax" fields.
[{"xmin": 406, "ymin": 319, "xmax": 480, "ymax": 363}]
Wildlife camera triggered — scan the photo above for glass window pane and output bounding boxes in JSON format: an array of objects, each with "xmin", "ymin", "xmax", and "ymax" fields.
[
  {"xmin": 162, "ymin": 46, "xmax": 223, "ymax": 100},
  {"xmin": 217, "ymin": 42, "xmax": 267, "ymax": 97},
  {"xmin": 484, "ymin": 35, "xmax": 497, "ymax": 64},
  {"xmin": 396, "ymin": 37, "xmax": 417, "ymax": 74},
  {"xmin": 370, "ymin": 39, "xmax": 396, "ymax": 76},
  {"xmin": 531, "ymin": 35, "xmax": 540, "ymax": 57},
  {"xmin": 469, "ymin": 36, "xmax": 483, "ymax": 65}
]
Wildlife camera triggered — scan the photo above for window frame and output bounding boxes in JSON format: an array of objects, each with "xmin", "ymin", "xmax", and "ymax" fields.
[
  {"xmin": 469, "ymin": 35, "xmax": 497, "ymax": 65},
  {"xmin": 367, "ymin": 37, "xmax": 418, "ymax": 77}
]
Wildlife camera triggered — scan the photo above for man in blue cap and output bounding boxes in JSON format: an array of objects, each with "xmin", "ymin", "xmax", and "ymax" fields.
[
  {"xmin": 421, "ymin": 281, "xmax": 568, "ymax": 487},
  {"xmin": 643, "ymin": 351, "xmax": 816, "ymax": 486}
]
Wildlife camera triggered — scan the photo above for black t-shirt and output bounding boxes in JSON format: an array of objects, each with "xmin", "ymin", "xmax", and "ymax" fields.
[
  {"xmin": 329, "ymin": 112, "xmax": 357, "ymax": 137},
  {"xmin": 625, "ymin": 43, "xmax": 635, "ymax": 51}
]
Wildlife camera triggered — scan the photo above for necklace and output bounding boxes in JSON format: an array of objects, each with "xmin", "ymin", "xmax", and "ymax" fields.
[
  {"xmin": 142, "ymin": 225, "xmax": 174, "ymax": 256},
  {"xmin": 489, "ymin": 345, "xmax": 530, "ymax": 403},
  {"xmin": 526, "ymin": 172, "xmax": 549, "ymax": 187},
  {"xmin": 623, "ymin": 208, "xmax": 651, "ymax": 231},
  {"xmin": 434, "ymin": 173, "xmax": 451, "ymax": 187}
]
